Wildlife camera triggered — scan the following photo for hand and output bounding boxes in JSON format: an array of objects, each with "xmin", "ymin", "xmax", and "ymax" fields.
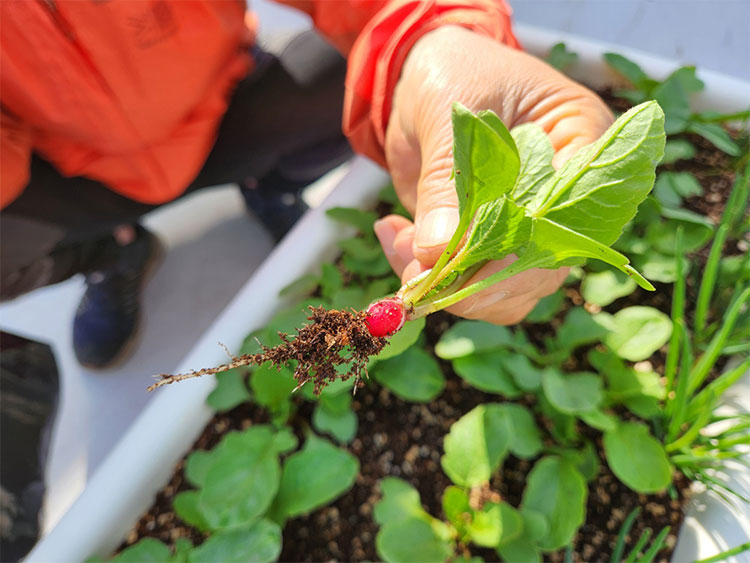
[{"xmin": 375, "ymin": 26, "xmax": 614, "ymax": 324}]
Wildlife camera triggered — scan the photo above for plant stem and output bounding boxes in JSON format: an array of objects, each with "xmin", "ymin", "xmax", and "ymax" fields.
[{"xmin": 694, "ymin": 223, "xmax": 728, "ymax": 338}]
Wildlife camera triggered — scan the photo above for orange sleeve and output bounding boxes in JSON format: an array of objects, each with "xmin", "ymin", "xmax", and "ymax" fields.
[
  {"xmin": 0, "ymin": 108, "xmax": 32, "ymax": 209},
  {"xmin": 275, "ymin": 0, "xmax": 520, "ymax": 167}
]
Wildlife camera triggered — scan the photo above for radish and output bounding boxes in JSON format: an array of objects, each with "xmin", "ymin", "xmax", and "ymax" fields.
[{"xmin": 365, "ymin": 298, "xmax": 407, "ymax": 337}]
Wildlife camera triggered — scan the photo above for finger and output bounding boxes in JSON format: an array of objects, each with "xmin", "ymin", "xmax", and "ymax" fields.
[{"xmin": 374, "ymin": 215, "xmax": 415, "ymax": 278}]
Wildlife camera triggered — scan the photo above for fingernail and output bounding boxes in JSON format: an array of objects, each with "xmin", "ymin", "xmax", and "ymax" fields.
[
  {"xmin": 373, "ymin": 219, "xmax": 397, "ymax": 257},
  {"xmin": 415, "ymin": 207, "xmax": 458, "ymax": 249},
  {"xmin": 462, "ymin": 290, "xmax": 508, "ymax": 315}
]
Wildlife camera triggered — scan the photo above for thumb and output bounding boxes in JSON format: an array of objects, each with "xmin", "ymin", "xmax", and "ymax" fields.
[{"xmin": 412, "ymin": 129, "xmax": 460, "ymax": 267}]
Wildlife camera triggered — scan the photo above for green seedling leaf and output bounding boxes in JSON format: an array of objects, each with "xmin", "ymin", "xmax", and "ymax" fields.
[
  {"xmin": 521, "ymin": 456, "xmax": 587, "ymax": 550},
  {"xmin": 250, "ymin": 363, "xmax": 296, "ymax": 411},
  {"xmin": 184, "ymin": 450, "xmax": 213, "ymax": 488},
  {"xmin": 579, "ymin": 408, "xmax": 618, "ymax": 432},
  {"xmin": 187, "ymin": 519, "xmax": 282, "ymax": 563},
  {"xmin": 653, "ymin": 171, "xmax": 703, "ymax": 208},
  {"xmin": 604, "ymin": 53, "xmax": 651, "ymax": 89},
  {"xmin": 469, "ymin": 501, "xmax": 504, "ymax": 547},
  {"xmin": 325, "ymin": 207, "xmax": 378, "ymax": 235},
  {"xmin": 272, "ymin": 433, "xmax": 358, "ymax": 520},
  {"xmin": 520, "ymin": 508, "xmax": 550, "ymax": 543},
  {"xmin": 503, "ymin": 403, "xmax": 543, "ymax": 459},
  {"xmin": 172, "ymin": 538, "xmax": 192, "ymax": 563},
  {"xmin": 441, "ymin": 404, "xmax": 512, "ymax": 487},
  {"xmin": 661, "ymin": 139, "xmax": 696, "ymax": 164},
  {"xmin": 555, "ymin": 307, "xmax": 610, "ymax": 354},
  {"xmin": 545, "ymin": 42, "xmax": 578, "ymax": 71},
  {"xmin": 339, "ymin": 236, "xmax": 385, "ymax": 262},
  {"xmin": 376, "ymin": 518, "xmax": 453, "ymax": 563},
  {"xmin": 452, "ymin": 102, "xmax": 521, "ymax": 218},
  {"xmin": 505, "ymin": 352, "xmax": 543, "ymax": 392},
  {"xmin": 375, "ymin": 477, "xmax": 432, "ymax": 526},
  {"xmin": 442, "ymin": 485, "xmax": 471, "ymax": 538},
  {"xmin": 207, "ymin": 370, "xmax": 250, "ymax": 412},
  {"xmin": 498, "ymin": 503, "xmax": 524, "ymax": 545},
  {"xmin": 174, "ymin": 491, "xmax": 211, "ymax": 533},
  {"xmin": 581, "ymin": 269, "xmax": 637, "ymax": 306},
  {"xmin": 452, "ymin": 350, "xmax": 522, "ymax": 397},
  {"xmin": 278, "ymin": 273, "xmax": 319, "ymax": 300},
  {"xmin": 687, "ymin": 121, "xmax": 741, "ymax": 156},
  {"xmin": 542, "ymin": 369, "xmax": 604, "ymax": 415},
  {"xmin": 511, "ymin": 122, "xmax": 555, "ymax": 206},
  {"xmin": 633, "ymin": 252, "xmax": 691, "ymax": 283},
  {"xmin": 272, "ymin": 428, "xmax": 298, "ymax": 454},
  {"xmin": 590, "ymin": 348, "xmax": 664, "ymax": 418},
  {"xmin": 342, "ymin": 250, "xmax": 392, "ymax": 276},
  {"xmin": 555, "ymin": 441, "xmax": 601, "ymax": 482},
  {"xmin": 604, "ymin": 421, "xmax": 672, "ymax": 493},
  {"xmin": 599, "ymin": 306, "xmax": 673, "ymax": 361},
  {"xmin": 525, "ymin": 289, "xmax": 564, "ymax": 323},
  {"xmin": 652, "ymin": 68, "xmax": 696, "ymax": 134},
  {"xmin": 330, "ymin": 286, "xmax": 369, "ymax": 310},
  {"xmin": 312, "ymin": 393, "xmax": 357, "ymax": 444},
  {"xmin": 533, "ymin": 102, "xmax": 665, "ymax": 246},
  {"xmin": 647, "ymin": 219, "xmax": 713, "ymax": 256},
  {"xmin": 320, "ymin": 262, "xmax": 343, "ymax": 300},
  {"xmin": 111, "ymin": 538, "xmax": 172, "ymax": 562},
  {"xmin": 200, "ymin": 427, "xmax": 281, "ymax": 530},
  {"xmin": 497, "ymin": 536, "xmax": 541, "ymax": 563},
  {"xmin": 373, "ymin": 347, "xmax": 445, "ymax": 402},
  {"xmin": 374, "ymin": 318, "xmax": 426, "ymax": 361},
  {"xmin": 434, "ymin": 320, "xmax": 513, "ymax": 359}
]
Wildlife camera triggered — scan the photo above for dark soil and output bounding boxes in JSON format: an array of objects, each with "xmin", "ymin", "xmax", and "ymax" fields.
[{"xmin": 120, "ymin": 91, "xmax": 744, "ymax": 561}]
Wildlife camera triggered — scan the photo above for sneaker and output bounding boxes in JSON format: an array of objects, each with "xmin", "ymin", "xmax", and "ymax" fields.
[{"xmin": 73, "ymin": 226, "xmax": 162, "ymax": 368}]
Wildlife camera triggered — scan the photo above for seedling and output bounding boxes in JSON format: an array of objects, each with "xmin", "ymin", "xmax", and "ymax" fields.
[{"xmin": 149, "ymin": 101, "xmax": 665, "ymax": 394}]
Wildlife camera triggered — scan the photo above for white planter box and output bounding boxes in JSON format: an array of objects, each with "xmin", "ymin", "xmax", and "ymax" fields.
[{"xmin": 28, "ymin": 25, "xmax": 750, "ymax": 563}]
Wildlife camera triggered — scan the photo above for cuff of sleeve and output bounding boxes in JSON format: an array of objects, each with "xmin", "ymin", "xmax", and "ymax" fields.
[{"xmin": 343, "ymin": 0, "xmax": 521, "ymax": 168}]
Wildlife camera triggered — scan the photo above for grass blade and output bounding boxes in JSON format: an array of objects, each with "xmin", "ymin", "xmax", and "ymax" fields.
[
  {"xmin": 624, "ymin": 528, "xmax": 652, "ymax": 562},
  {"xmin": 694, "ymin": 224, "xmax": 728, "ymax": 335},
  {"xmin": 665, "ymin": 228, "xmax": 685, "ymax": 395},
  {"xmin": 611, "ymin": 507, "xmax": 641, "ymax": 563},
  {"xmin": 694, "ymin": 542, "xmax": 750, "ymax": 563},
  {"xmin": 687, "ymin": 358, "xmax": 750, "ymax": 419},
  {"xmin": 639, "ymin": 526, "xmax": 670, "ymax": 562},
  {"xmin": 667, "ymin": 321, "xmax": 693, "ymax": 441}
]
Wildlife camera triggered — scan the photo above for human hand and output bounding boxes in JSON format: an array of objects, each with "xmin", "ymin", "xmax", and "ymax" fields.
[{"xmin": 374, "ymin": 26, "xmax": 614, "ymax": 324}]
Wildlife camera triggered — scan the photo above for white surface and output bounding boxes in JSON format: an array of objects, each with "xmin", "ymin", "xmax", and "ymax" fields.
[
  {"xmin": 26, "ymin": 157, "xmax": 389, "ymax": 563},
  {"xmin": 0, "ymin": 186, "xmax": 275, "ymax": 533}
]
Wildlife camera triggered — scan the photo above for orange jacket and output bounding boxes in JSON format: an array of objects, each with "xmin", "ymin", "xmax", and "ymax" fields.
[{"xmin": 0, "ymin": 0, "xmax": 518, "ymax": 209}]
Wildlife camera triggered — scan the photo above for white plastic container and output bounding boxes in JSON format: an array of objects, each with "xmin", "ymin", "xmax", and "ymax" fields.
[{"xmin": 27, "ymin": 25, "xmax": 750, "ymax": 563}]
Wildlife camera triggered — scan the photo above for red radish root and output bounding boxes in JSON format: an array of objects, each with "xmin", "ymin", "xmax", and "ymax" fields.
[{"xmin": 365, "ymin": 298, "xmax": 407, "ymax": 337}]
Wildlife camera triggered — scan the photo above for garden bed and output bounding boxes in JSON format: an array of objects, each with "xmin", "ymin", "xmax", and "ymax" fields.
[{"xmin": 27, "ymin": 29, "xmax": 749, "ymax": 563}]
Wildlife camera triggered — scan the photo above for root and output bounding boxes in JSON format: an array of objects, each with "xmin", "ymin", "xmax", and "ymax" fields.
[{"xmin": 148, "ymin": 307, "xmax": 387, "ymax": 395}]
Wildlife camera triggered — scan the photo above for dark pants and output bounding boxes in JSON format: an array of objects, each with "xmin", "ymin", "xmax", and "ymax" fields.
[{"xmin": 0, "ymin": 31, "xmax": 350, "ymax": 300}]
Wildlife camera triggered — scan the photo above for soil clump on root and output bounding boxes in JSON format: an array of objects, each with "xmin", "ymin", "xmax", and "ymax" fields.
[{"xmin": 148, "ymin": 307, "xmax": 386, "ymax": 395}]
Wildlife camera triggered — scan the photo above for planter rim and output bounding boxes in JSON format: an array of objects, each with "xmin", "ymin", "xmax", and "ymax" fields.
[{"xmin": 27, "ymin": 26, "xmax": 750, "ymax": 563}]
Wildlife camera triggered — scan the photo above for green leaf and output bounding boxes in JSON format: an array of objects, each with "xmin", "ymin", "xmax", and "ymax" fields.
[
  {"xmin": 452, "ymin": 102, "xmax": 521, "ymax": 219},
  {"xmin": 441, "ymin": 404, "xmax": 511, "ymax": 487},
  {"xmin": 373, "ymin": 347, "xmax": 445, "ymax": 402},
  {"xmin": 555, "ymin": 441, "xmax": 601, "ymax": 482},
  {"xmin": 184, "ymin": 450, "xmax": 213, "ymax": 488},
  {"xmin": 111, "ymin": 539, "xmax": 172, "ymax": 562},
  {"xmin": 320, "ymin": 262, "xmax": 343, "ymax": 300},
  {"xmin": 207, "ymin": 370, "xmax": 250, "ymax": 412},
  {"xmin": 521, "ymin": 457, "xmax": 587, "ymax": 550},
  {"xmin": 339, "ymin": 237, "xmax": 384, "ymax": 262},
  {"xmin": 604, "ymin": 53, "xmax": 650, "ymax": 88},
  {"xmin": 511, "ymin": 122, "xmax": 556, "ymax": 205},
  {"xmin": 376, "ymin": 518, "xmax": 454, "ymax": 563},
  {"xmin": 647, "ymin": 220, "xmax": 713, "ymax": 256},
  {"xmin": 172, "ymin": 538, "xmax": 193, "ymax": 563},
  {"xmin": 633, "ymin": 251, "xmax": 691, "ymax": 283},
  {"xmin": 652, "ymin": 68, "xmax": 698, "ymax": 134},
  {"xmin": 498, "ymin": 536, "xmax": 541, "ymax": 562},
  {"xmin": 581, "ymin": 269, "xmax": 637, "ymax": 307},
  {"xmin": 278, "ymin": 273, "xmax": 319, "ymax": 299},
  {"xmin": 375, "ymin": 477, "xmax": 431, "ymax": 526},
  {"xmin": 200, "ymin": 427, "xmax": 281, "ymax": 530},
  {"xmin": 600, "ymin": 306, "xmax": 673, "ymax": 361},
  {"xmin": 653, "ymin": 172, "xmax": 703, "ymax": 208},
  {"xmin": 250, "ymin": 363, "xmax": 296, "ymax": 411},
  {"xmin": 503, "ymin": 403, "xmax": 543, "ymax": 459},
  {"xmin": 533, "ymin": 101, "xmax": 666, "ymax": 247},
  {"xmin": 456, "ymin": 197, "xmax": 531, "ymax": 272},
  {"xmin": 579, "ymin": 408, "xmax": 618, "ymax": 432},
  {"xmin": 590, "ymin": 348, "xmax": 664, "ymax": 418},
  {"xmin": 520, "ymin": 509, "xmax": 550, "ymax": 543},
  {"xmin": 545, "ymin": 42, "xmax": 578, "ymax": 71},
  {"xmin": 272, "ymin": 433, "xmax": 358, "ymax": 520},
  {"xmin": 174, "ymin": 491, "xmax": 211, "ymax": 532},
  {"xmin": 525, "ymin": 289, "xmax": 564, "ymax": 323},
  {"xmin": 542, "ymin": 369, "xmax": 604, "ymax": 415},
  {"xmin": 434, "ymin": 321, "xmax": 513, "ymax": 359},
  {"xmin": 272, "ymin": 428, "xmax": 298, "ymax": 454},
  {"xmin": 603, "ymin": 421, "xmax": 672, "ymax": 493},
  {"xmin": 374, "ymin": 318, "xmax": 426, "ymax": 361},
  {"xmin": 661, "ymin": 139, "xmax": 696, "ymax": 164},
  {"xmin": 498, "ymin": 503, "xmax": 524, "ymax": 545},
  {"xmin": 505, "ymin": 352, "xmax": 543, "ymax": 392},
  {"xmin": 469, "ymin": 501, "xmax": 504, "ymax": 547},
  {"xmin": 442, "ymin": 485, "xmax": 471, "ymax": 536},
  {"xmin": 555, "ymin": 307, "xmax": 610, "ymax": 353},
  {"xmin": 325, "ymin": 207, "xmax": 378, "ymax": 235},
  {"xmin": 187, "ymin": 519, "xmax": 282, "ymax": 563},
  {"xmin": 687, "ymin": 121, "xmax": 741, "ymax": 156},
  {"xmin": 313, "ymin": 393, "xmax": 357, "ymax": 444},
  {"xmin": 452, "ymin": 351, "xmax": 521, "ymax": 397}
]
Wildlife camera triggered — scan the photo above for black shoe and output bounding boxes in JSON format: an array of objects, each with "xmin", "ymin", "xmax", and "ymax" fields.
[
  {"xmin": 241, "ymin": 136, "xmax": 352, "ymax": 242},
  {"xmin": 73, "ymin": 226, "xmax": 162, "ymax": 368}
]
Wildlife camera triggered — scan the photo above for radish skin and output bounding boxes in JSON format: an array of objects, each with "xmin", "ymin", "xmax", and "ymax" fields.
[{"xmin": 365, "ymin": 298, "xmax": 407, "ymax": 337}]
